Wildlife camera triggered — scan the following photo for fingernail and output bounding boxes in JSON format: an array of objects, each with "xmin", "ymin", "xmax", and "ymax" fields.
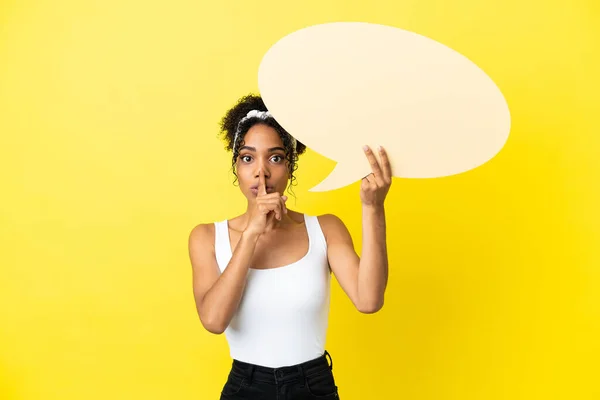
[
  {"xmin": 363, "ymin": 145, "xmax": 369, "ymax": 151},
  {"xmin": 377, "ymin": 145, "xmax": 382, "ymax": 151}
]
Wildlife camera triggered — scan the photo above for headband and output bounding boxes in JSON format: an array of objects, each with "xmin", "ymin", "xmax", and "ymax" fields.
[{"xmin": 233, "ymin": 109, "xmax": 297, "ymax": 157}]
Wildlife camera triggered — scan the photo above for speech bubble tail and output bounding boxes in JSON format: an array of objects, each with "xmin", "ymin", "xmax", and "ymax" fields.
[{"xmin": 308, "ymin": 161, "xmax": 369, "ymax": 192}]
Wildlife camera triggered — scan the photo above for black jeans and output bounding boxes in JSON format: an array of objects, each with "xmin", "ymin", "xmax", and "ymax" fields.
[{"xmin": 220, "ymin": 350, "xmax": 340, "ymax": 400}]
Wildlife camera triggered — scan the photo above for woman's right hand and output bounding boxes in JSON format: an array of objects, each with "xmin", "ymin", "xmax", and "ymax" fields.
[{"xmin": 244, "ymin": 170, "xmax": 288, "ymax": 236}]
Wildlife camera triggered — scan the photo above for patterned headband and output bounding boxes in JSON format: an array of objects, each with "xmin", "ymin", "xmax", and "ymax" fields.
[{"xmin": 233, "ymin": 109, "xmax": 297, "ymax": 156}]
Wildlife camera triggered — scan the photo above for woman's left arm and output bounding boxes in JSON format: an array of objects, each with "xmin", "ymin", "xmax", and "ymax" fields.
[{"xmin": 321, "ymin": 145, "xmax": 392, "ymax": 314}]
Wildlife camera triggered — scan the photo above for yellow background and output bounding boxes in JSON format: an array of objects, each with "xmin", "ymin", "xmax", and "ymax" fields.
[{"xmin": 1, "ymin": 1, "xmax": 598, "ymax": 399}]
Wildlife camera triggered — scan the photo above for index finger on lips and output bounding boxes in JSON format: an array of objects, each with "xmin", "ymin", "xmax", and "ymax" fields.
[{"xmin": 258, "ymin": 169, "xmax": 267, "ymax": 196}]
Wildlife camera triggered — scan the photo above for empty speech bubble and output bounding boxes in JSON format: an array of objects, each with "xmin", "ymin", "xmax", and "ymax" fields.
[{"xmin": 258, "ymin": 22, "xmax": 511, "ymax": 192}]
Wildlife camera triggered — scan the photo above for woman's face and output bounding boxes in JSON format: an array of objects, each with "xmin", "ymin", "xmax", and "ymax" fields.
[{"xmin": 235, "ymin": 123, "xmax": 290, "ymax": 201}]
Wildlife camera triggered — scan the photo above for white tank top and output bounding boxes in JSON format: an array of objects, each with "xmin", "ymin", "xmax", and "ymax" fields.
[{"xmin": 213, "ymin": 214, "xmax": 331, "ymax": 368}]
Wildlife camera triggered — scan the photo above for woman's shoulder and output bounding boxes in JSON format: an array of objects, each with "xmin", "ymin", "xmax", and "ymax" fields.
[
  {"xmin": 188, "ymin": 220, "xmax": 220, "ymax": 246},
  {"xmin": 188, "ymin": 214, "xmax": 238, "ymax": 241},
  {"xmin": 314, "ymin": 213, "xmax": 349, "ymax": 241},
  {"xmin": 315, "ymin": 213, "xmax": 346, "ymax": 226}
]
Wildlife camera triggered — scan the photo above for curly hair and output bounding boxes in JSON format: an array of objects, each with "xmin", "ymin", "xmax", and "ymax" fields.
[{"xmin": 218, "ymin": 93, "xmax": 307, "ymax": 197}]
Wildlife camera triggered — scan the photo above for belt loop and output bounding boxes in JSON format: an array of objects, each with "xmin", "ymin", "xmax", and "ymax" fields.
[
  {"xmin": 247, "ymin": 365, "xmax": 255, "ymax": 384},
  {"xmin": 297, "ymin": 365, "xmax": 306, "ymax": 387},
  {"xmin": 324, "ymin": 350, "xmax": 333, "ymax": 370}
]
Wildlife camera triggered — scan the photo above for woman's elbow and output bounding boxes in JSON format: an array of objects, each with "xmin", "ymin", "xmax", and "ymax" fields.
[
  {"xmin": 205, "ymin": 324, "xmax": 226, "ymax": 335},
  {"xmin": 200, "ymin": 315, "xmax": 227, "ymax": 334},
  {"xmin": 357, "ymin": 299, "xmax": 384, "ymax": 314},
  {"xmin": 198, "ymin": 307, "xmax": 227, "ymax": 334}
]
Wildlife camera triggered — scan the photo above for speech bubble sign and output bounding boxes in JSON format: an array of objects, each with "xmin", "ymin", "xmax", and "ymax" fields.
[{"xmin": 258, "ymin": 22, "xmax": 511, "ymax": 192}]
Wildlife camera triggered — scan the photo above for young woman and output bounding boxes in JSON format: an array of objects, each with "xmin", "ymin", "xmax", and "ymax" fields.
[{"xmin": 188, "ymin": 94, "xmax": 392, "ymax": 399}]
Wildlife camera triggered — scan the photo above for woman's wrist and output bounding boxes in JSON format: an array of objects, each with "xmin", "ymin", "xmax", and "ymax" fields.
[
  {"xmin": 241, "ymin": 229, "xmax": 261, "ymax": 243},
  {"xmin": 362, "ymin": 203, "xmax": 385, "ymax": 215}
]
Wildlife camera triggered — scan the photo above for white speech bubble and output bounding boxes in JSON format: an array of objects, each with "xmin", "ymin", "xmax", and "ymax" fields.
[{"xmin": 258, "ymin": 22, "xmax": 511, "ymax": 192}]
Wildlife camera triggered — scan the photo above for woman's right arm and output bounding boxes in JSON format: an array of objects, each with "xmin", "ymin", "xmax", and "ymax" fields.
[
  {"xmin": 188, "ymin": 223, "xmax": 260, "ymax": 334},
  {"xmin": 190, "ymin": 170, "xmax": 287, "ymax": 334}
]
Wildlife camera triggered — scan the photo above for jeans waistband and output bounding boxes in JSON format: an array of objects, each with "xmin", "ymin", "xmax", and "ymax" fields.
[{"xmin": 231, "ymin": 350, "xmax": 333, "ymax": 384}]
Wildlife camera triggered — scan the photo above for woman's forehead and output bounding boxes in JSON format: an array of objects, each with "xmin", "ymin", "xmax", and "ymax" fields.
[{"xmin": 243, "ymin": 124, "xmax": 284, "ymax": 147}]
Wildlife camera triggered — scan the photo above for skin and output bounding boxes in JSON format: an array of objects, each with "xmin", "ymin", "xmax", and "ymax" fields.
[{"xmin": 188, "ymin": 123, "xmax": 392, "ymax": 334}]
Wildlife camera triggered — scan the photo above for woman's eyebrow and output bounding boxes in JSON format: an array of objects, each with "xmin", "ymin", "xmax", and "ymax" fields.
[{"xmin": 239, "ymin": 146, "xmax": 286, "ymax": 152}]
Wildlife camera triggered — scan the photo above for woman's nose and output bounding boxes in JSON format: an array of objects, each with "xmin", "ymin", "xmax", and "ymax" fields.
[{"xmin": 254, "ymin": 164, "xmax": 270, "ymax": 178}]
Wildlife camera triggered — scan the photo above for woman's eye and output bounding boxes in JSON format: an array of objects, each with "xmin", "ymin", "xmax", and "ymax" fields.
[
  {"xmin": 272, "ymin": 155, "xmax": 284, "ymax": 163},
  {"xmin": 241, "ymin": 155, "xmax": 252, "ymax": 162}
]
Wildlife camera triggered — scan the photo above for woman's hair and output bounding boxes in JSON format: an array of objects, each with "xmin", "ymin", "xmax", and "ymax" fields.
[{"xmin": 218, "ymin": 93, "xmax": 307, "ymax": 196}]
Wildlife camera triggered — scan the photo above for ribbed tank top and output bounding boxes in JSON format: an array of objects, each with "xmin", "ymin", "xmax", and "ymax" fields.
[{"xmin": 213, "ymin": 214, "xmax": 331, "ymax": 368}]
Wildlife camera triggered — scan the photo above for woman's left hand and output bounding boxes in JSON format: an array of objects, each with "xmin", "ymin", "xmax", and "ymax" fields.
[{"xmin": 360, "ymin": 145, "xmax": 392, "ymax": 208}]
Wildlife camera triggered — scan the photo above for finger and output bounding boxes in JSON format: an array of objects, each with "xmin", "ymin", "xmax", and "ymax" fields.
[
  {"xmin": 258, "ymin": 204, "xmax": 272, "ymax": 216},
  {"xmin": 274, "ymin": 198, "xmax": 282, "ymax": 220},
  {"xmin": 266, "ymin": 209, "xmax": 276, "ymax": 225},
  {"xmin": 362, "ymin": 172, "xmax": 382, "ymax": 188},
  {"xmin": 260, "ymin": 198, "xmax": 283, "ymax": 220},
  {"xmin": 258, "ymin": 169, "xmax": 267, "ymax": 196},
  {"xmin": 363, "ymin": 145, "xmax": 383, "ymax": 178},
  {"xmin": 363, "ymin": 173, "xmax": 377, "ymax": 187},
  {"xmin": 361, "ymin": 175, "xmax": 373, "ymax": 192},
  {"xmin": 281, "ymin": 195, "xmax": 288, "ymax": 214},
  {"xmin": 261, "ymin": 206, "xmax": 280, "ymax": 222},
  {"xmin": 378, "ymin": 145, "xmax": 392, "ymax": 183}
]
